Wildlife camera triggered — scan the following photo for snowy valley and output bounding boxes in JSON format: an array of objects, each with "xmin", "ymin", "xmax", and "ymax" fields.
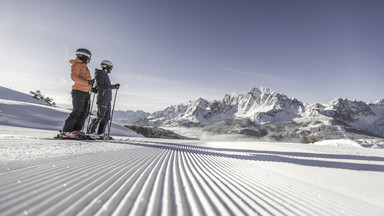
[{"xmin": 1, "ymin": 86, "xmax": 384, "ymax": 215}]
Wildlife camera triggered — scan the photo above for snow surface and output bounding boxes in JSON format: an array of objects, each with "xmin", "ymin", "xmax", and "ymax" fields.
[
  {"xmin": 1, "ymin": 86, "xmax": 384, "ymax": 215},
  {"xmin": 1, "ymin": 126, "xmax": 384, "ymax": 215}
]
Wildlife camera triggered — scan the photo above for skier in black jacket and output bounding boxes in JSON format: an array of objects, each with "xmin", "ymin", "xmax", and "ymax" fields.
[{"xmin": 87, "ymin": 60, "xmax": 120, "ymax": 137}]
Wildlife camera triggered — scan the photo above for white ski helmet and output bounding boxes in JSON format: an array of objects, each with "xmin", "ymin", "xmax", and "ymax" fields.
[
  {"xmin": 76, "ymin": 48, "xmax": 92, "ymax": 60},
  {"xmin": 101, "ymin": 60, "xmax": 113, "ymax": 72}
]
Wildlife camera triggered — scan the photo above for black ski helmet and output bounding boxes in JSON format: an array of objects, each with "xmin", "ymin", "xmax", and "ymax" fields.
[
  {"xmin": 76, "ymin": 48, "xmax": 92, "ymax": 62},
  {"xmin": 101, "ymin": 60, "xmax": 113, "ymax": 72}
]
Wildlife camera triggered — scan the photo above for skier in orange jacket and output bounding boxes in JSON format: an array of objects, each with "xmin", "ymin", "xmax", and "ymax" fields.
[{"xmin": 61, "ymin": 48, "xmax": 94, "ymax": 138}]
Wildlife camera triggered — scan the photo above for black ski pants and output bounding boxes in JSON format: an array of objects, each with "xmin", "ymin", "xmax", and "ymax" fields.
[
  {"xmin": 87, "ymin": 102, "xmax": 111, "ymax": 135},
  {"xmin": 63, "ymin": 90, "xmax": 90, "ymax": 132}
]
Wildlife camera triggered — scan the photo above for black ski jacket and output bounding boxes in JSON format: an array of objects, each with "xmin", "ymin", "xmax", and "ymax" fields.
[{"xmin": 95, "ymin": 69, "xmax": 116, "ymax": 105}]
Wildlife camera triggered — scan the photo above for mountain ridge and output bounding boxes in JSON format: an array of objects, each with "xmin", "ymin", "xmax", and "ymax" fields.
[{"xmin": 139, "ymin": 87, "xmax": 384, "ymax": 141}]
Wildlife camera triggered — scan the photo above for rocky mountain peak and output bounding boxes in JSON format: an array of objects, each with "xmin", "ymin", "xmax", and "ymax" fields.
[
  {"xmin": 324, "ymin": 98, "xmax": 376, "ymax": 122},
  {"xmin": 147, "ymin": 87, "xmax": 307, "ymax": 125},
  {"xmin": 140, "ymin": 87, "xmax": 384, "ymax": 139}
]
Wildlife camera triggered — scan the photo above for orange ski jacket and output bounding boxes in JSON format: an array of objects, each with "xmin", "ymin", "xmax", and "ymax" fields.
[{"xmin": 69, "ymin": 58, "xmax": 92, "ymax": 92}]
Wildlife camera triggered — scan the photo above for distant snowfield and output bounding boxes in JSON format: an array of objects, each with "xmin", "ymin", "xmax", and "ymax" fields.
[{"xmin": 1, "ymin": 125, "xmax": 384, "ymax": 215}]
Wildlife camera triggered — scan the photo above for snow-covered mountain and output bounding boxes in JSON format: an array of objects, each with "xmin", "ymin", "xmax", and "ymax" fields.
[
  {"xmin": 90, "ymin": 109, "xmax": 150, "ymax": 125},
  {"xmin": 142, "ymin": 87, "xmax": 384, "ymax": 141},
  {"xmin": 148, "ymin": 87, "xmax": 306, "ymax": 124},
  {"xmin": 318, "ymin": 98, "xmax": 384, "ymax": 137},
  {"xmin": 112, "ymin": 110, "xmax": 151, "ymax": 124}
]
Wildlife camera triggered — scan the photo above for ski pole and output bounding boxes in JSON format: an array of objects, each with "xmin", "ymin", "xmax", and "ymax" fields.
[
  {"xmin": 81, "ymin": 92, "xmax": 92, "ymax": 133},
  {"xmin": 107, "ymin": 88, "xmax": 118, "ymax": 138},
  {"xmin": 86, "ymin": 91, "xmax": 96, "ymax": 132}
]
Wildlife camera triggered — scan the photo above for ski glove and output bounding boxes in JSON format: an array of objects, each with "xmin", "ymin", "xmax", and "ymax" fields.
[
  {"xmin": 88, "ymin": 79, "xmax": 95, "ymax": 86},
  {"xmin": 91, "ymin": 87, "xmax": 98, "ymax": 93},
  {"xmin": 114, "ymin": 83, "xmax": 120, "ymax": 89}
]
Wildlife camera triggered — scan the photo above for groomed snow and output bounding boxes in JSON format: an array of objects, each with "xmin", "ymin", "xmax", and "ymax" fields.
[{"xmin": 1, "ymin": 125, "xmax": 384, "ymax": 215}]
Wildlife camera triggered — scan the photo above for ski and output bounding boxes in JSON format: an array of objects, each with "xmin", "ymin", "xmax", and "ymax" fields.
[
  {"xmin": 90, "ymin": 135, "xmax": 114, "ymax": 140},
  {"xmin": 50, "ymin": 131, "xmax": 118, "ymax": 141},
  {"xmin": 54, "ymin": 134, "xmax": 95, "ymax": 140}
]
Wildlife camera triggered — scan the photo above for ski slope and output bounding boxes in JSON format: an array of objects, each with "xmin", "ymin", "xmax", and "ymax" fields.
[
  {"xmin": 1, "ymin": 126, "xmax": 384, "ymax": 216},
  {"xmin": 1, "ymin": 86, "xmax": 384, "ymax": 215},
  {"xmin": 0, "ymin": 87, "xmax": 141, "ymax": 138}
]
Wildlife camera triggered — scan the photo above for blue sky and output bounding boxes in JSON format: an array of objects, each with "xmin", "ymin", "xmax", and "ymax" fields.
[{"xmin": 1, "ymin": 0, "xmax": 384, "ymax": 112}]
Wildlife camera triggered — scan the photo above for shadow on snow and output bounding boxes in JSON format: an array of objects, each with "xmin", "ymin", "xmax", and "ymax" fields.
[{"xmin": 113, "ymin": 140, "xmax": 384, "ymax": 172}]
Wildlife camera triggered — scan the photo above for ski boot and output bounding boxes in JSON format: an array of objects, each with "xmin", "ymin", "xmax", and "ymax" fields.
[{"xmin": 55, "ymin": 131, "xmax": 80, "ymax": 140}]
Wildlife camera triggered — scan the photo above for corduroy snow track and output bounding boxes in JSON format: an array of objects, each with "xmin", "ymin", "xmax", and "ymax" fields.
[{"xmin": 1, "ymin": 138, "xmax": 384, "ymax": 216}]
